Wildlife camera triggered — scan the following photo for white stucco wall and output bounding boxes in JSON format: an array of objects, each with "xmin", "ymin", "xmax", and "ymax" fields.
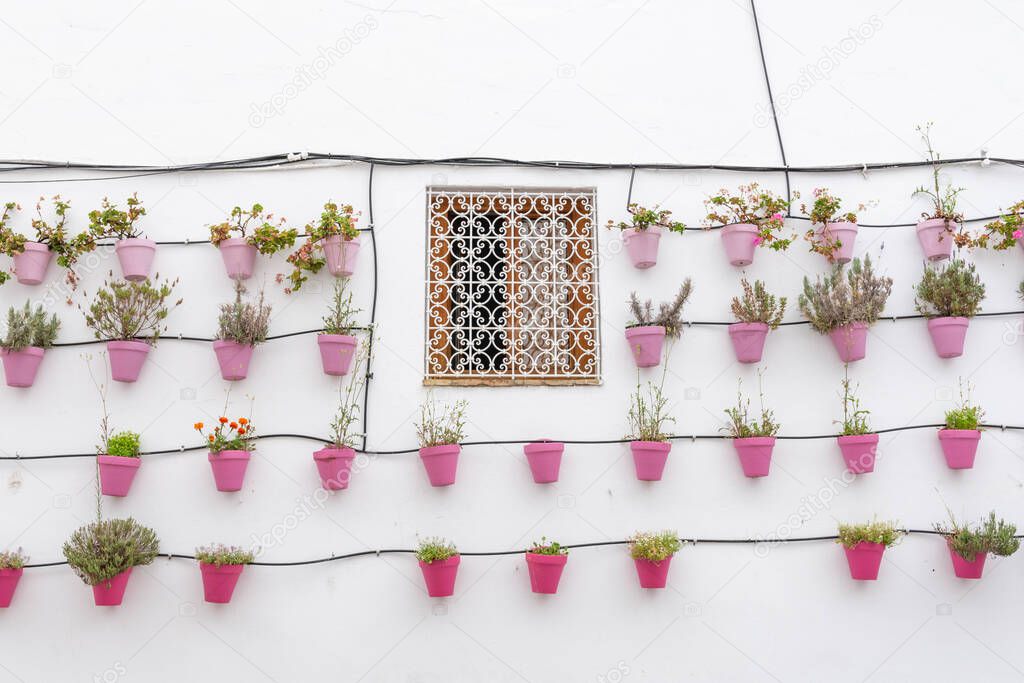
[{"xmin": 2, "ymin": 1, "xmax": 1024, "ymax": 681}]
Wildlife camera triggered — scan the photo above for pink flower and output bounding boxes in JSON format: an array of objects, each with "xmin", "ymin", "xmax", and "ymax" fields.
[
  {"xmin": 772, "ymin": 213, "xmax": 784, "ymax": 221},
  {"xmin": 753, "ymin": 236, "xmax": 763, "ymax": 246},
  {"xmin": 1014, "ymin": 229, "xmax": 1022, "ymax": 240}
]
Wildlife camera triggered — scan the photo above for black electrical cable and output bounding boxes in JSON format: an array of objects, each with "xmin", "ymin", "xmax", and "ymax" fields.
[
  {"xmin": 625, "ymin": 166, "xmax": 636, "ymax": 209},
  {"xmin": 361, "ymin": 162, "xmax": 379, "ymax": 454},
  {"xmin": 750, "ymin": 0, "xmax": 790, "ymax": 205}
]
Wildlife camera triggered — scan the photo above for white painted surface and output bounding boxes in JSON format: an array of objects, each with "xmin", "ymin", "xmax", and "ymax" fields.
[{"xmin": 1, "ymin": 1, "xmax": 1024, "ymax": 681}]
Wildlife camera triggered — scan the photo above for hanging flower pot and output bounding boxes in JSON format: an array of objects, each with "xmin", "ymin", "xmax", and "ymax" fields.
[
  {"xmin": 12, "ymin": 242, "xmax": 52, "ymax": 285},
  {"xmin": 213, "ymin": 340, "xmax": 255, "ymax": 381},
  {"xmin": 97, "ymin": 455, "xmax": 141, "ymax": 497},
  {"xmin": 828, "ymin": 322, "xmax": 868, "ymax": 363},
  {"xmin": 106, "ymin": 340, "xmax": 151, "ymax": 383},
  {"xmin": 633, "ymin": 557, "xmax": 673, "ymax": 588},
  {"xmin": 92, "ymin": 568, "xmax": 134, "ymax": 606},
  {"xmin": 916, "ymin": 218, "xmax": 954, "ymax": 261},
  {"xmin": 926, "ymin": 317, "xmax": 969, "ymax": 358},
  {"xmin": 727, "ymin": 323, "xmax": 768, "ymax": 364},
  {"xmin": 0, "ymin": 568, "xmax": 23, "ymax": 608},
  {"xmin": 199, "ymin": 563, "xmax": 246, "ymax": 603},
  {"xmin": 732, "ymin": 437, "xmax": 776, "ymax": 478},
  {"xmin": 842, "ymin": 541, "xmax": 885, "ymax": 580},
  {"xmin": 624, "ymin": 325, "xmax": 666, "ymax": 367},
  {"xmin": 836, "ymin": 434, "xmax": 878, "ymax": 474},
  {"xmin": 622, "ymin": 226, "xmax": 662, "ymax": 269},
  {"xmin": 419, "ymin": 444, "xmax": 460, "ymax": 487},
  {"xmin": 629, "ymin": 531, "xmax": 681, "ymax": 588},
  {"xmin": 523, "ymin": 441, "xmax": 564, "ymax": 484},
  {"xmin": 630, "ymin": 441, "xmax": 671, "ymax": 481},
  {"xmin": 419, "ymin": 556, "xmax": 460, "ymax": 597},
  {"xmin": 217, "ymin": 238, "xmax": 258, "ymax": 280},
  {"xmin": 208, "ymin": 450, "xmax": 251, "ymax": 492},
  {"xmin": 937, "ymin": 429, "xmax": 981, "ymax": 469},
  {"xmin": 321, "ymin": 235, "xmax": 360, "ymax": 277},
  {"xmin": 317, "ymin": 334, "xmax": 358, "ymax": 376},
  {"xmin": 525, "ymin": 552, "xmax": 568, "ymax": 594},
  {"xmin": 0, "ymin": 347, "xmax": 45, "ymax": 387},
  {"xmin": 948, "ymin": 544, "xmax": 987, "ymax": 579},
  {"xmin": 114, "ymin": 239, "xmax": 157, "ymax": 282},
  {"xmin": 814, "ymin": 222, "xmax": 858, "ymax": 264},
  {"xmin": 720, "ymin": 223, "xmax": 759, "ymax": 267},
  {"xmin": 313, "ymin": 447, "xmax": 356, "ymax": 490}
]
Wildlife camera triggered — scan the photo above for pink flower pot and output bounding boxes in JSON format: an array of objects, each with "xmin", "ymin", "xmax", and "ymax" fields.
[
  {"xmin": 200, "ymin": 563, "xmax": 245, "ymax": 603},
  {"xmin": 0, "ymin": 347, "xmax": 45, "ymax": 387},
  {"xmin": 633, "ymin": 556, "xmax": 673, "ymax": 588},
  {"xmin": 97, "ymin": 455, "xmax": 141, "ymax": 497},
  {"xmin": 732, "ymin": 436, "xmax": 776, "ymax": 478},
  {"xmin": 92, "ymin": 568, "xmax": 133, "ymax": 606},
  {"xmin": 114, "ymin": 238, "xmax": 157, "ymax": 282},
  {"xmin": 313, "ymin": 447, "xmax": 356, "ymax": 490},
  {"xmin": 727, "ymin": 322, "xmax": 768, "ymax": 363},
  {"xmin": 828, "ymin": 322, "xmax": 868, "ymax": 363},
  {"xmin": 317, "ymin": 334, "xmax": 358, "ymax": 376},
  {"xmin": 523, "ymin": 441, "xmax": 564, "ymax": 483},
  {"xmin": 218, "ymin": 238, "xmax": 257, "ymax": 280},
  {"xmin": 419, "ymin": 444, "xmax": 460, "ymax": 487},
  {"xmin": 0, "ymin": 568, "xmax": 23, "ymax": 608},
  {"xmin": 843, "ymin": 542, "xmax": 885, "ymax": 580},
  {"xmin": 720, "ymin": 223, "xmax": 759, "ymax": 267},
  {"xmin": 815, "ymin": 221, "xmax": 858, "ymax": 264},
  {"xmin": 213, "ymin": 340, "xmax": 255, "ymax": 381},
  {"xmin": 419, "ymin": 556, "xmax": 460, "ymax": 597},
  {"xmin": 916, "ymin": 218, "xmax": 954, "ymax": 261},
  {"xmin": 948, "ymin": 545, "xmax": 987, "ymax": 579},
  {"xmin": 927, "ymin": 317, "xmax": 969, "ymax": 358},
  {"xmin": 937, "ymin": 429, "xmax": 981, "ymax": 469},
  {"xmin": 630, "ymin": 440, "xmax": 671, "ymax": 481},
  {"xmin": 837, "ymin": 433, "xmax": 878, "ymax": 474},
  {"xmin": 321, "ymin": 235, "xmax": 360, "ymax": 277},
  {"xmin": 525, "ymin": 553, "xmax": 567, "ymax": 594},
  {"xmin": 107, "ymin": 340, "xmax": 151, "ymax": 383},
  {"xmin": 208, "ymin": 450, "xmax": 251, "ymax": 492},
  {"xmin": 13, "ymin": 242, "xmax": 51, "ymax": 285},
  {"xmin": 624, "ymin": 325, "xmax": 666, "ymax": 368},
  {"xmin": 622, "ymin": 227, "xmax": 661, "ymax": 269}
]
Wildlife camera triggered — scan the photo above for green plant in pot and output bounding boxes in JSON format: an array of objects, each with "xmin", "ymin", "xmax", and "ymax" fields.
[
  {"xmin": 196, "ymin": 544, "xmax": 255, "ymax": 603},
  {"xmin": 704, "ymin": 183, "xmax": 792, "ymax": 266},
  {"xmin": 793, "ymin": 187, "xmax": 872, "ymax": 263},
  {"xmin": 626, "ymin": 368, "xmax": 675, "ymax": 482},
  {"xmin": 63, "ymin": 517, "xmax": 159, "ymax": 606},
  {"xmin": 213, "ymin": 283, "xmax": 271, "ymax": 381},
  {"xmin": 317, "ymin": 278, "xmax": 362, "ymax": 377},
  {"xmin": 0, "ymin": 301, "xmax": 59, "ymax": 388},
  {"xmin": 629, "ymin": 530, "xmax": 682, "ymax": 589},
  {"xmin": 0, "ymin": 196, "xmax": 97, "ymax": 289},
  {"xmin": 284, "ymin": 201, "xmax": 361, "ymax": 291},
  {"xmin": 625, "ymin": 280, "xmax": 692, "ymax": 368},
  {"xmin": 525, "ymin": 537, "xmax": 569, "ymax": 594},
  {"xmin": 728, "ymin": 278, "xmax": 786, "ymax": 363},
  {"xmin": 937, "ymin": 379, "xmax": 985, "ymax": 469},
  {"xmin": 722, "ymin": 373, "xmax": 780, "ymax": 478},
  {"xmin": 0, "ymin": 548, "xmax": 27, "ymax": 607},
  {"xmin": 88, "ymin": 194, "xmax": 157, "ymax": 281},
  {"xmin": 416, "ymin": 537, "xmax": 459, "ymax": 597},
  {"xmin": 835, "ymin": 373, "xmax": 877, "ymax": 475},
  {"xmin": 912, "ymin": 122, "xmax": 967, "ymax": 260},
  {"xmin": 97, "ymin": 430, "xmax": 142, "ymax": 498},
  {"xmin": 415, "ymin": 397, "xmax": 468, "ymax": 487},
  {"xmin": 934, "ymin": 511, "xmax": 1019, "ymax": 579},
  {"xmin": 913, "ymin": 258, "xmax": 985, "ymax": 359},
  {"xmin": 606, "ymin": 203, "xmax": 686, "ymax": 269},
  {"xmin": 209, "ymin": 203, "xmax": 297, "ymax": 280},
  {"xmin": 836, "ymin": 519, "xmax": 903, "ymax": 581}
]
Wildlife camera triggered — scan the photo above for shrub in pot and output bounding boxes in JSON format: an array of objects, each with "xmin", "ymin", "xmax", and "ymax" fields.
[
  {"xmin": 912, "ymin": 123, "xmax": 966, "ymax": 261},
  {"xmin": 284, "ymin": 201, "xmax": 362, "ymax": 290},
  {"xmin": 625, "ymin": 280, "xmax": 692, "ymax": 368},
  {"xmin": 704, "ymin": 183, "xmax": 793, "ymax": 266},
  {"xmin": 914, "ymin": 258, "xmax": 985, "ymax": 359},
  {"xmin": 799, "ymin": 255, "xmax": 893, "ymax": 362},
  {"xmin": 415, "ymin": 397, "xmax": 468, "ymax": 487},
  {"xmin": 208, "ymin": 204, "xmax": 297, "ymax": 280},
  {"xmin": 98, "ymin": 430, "xmax": 142, "ymax": 497},
  {"xmin": 81, "ymin": 273, "xmax": 182, "ymax": 383},
  {"xmin": 196, "ymin": 415, "xmax": 255, "ymax": 492},
  {"xmin": 836, "ymin": 520, "xmax": 903, "ymax": 580},
  {"xmin": 314, "ymin": 341, "xmax": 368, "ymax": 490},
  {"xmin": 525, "ymin": 537, "xmax": 568, "ymax": 594},
  {"xmin": 606, "ymin": 203, "xmax": 686, "ymax": 269},
  {"xmin": 0, "ymin": 196, "xmax": 97, "ymax": 288},
  {"xmin": 972, "ymin": 200, "xmax": 1024, "ymax": 252},
  {"xmin": 63, "ymin": 517, "xmax": 159, "ymax": 606},
  {"xmin": 722, "ymin": 375, "xmax": 779, "ymax": 478},
  {"xmin": 629, "ymin": 530, "xmax": 682, "ymax": 588},
  {"xmin": 214, "ymin": 284, "xmax": 270, "ymax": 381},
  {"xmin": 87, "ymin": 194, "xmax": 156, "ymax": 281},
  {"xmin": 195, "ymin": 544, "xmax": 254, "ymax": 603},
  {"xmin": 835, "ymin": 374, "xmax": 877, "ymax": 474},
  {"xmin": 794, "ymin": 187, "xmax": 871, "ymax": 264},
  {"xmin": 0, "ymin": 301, "xmax": 59, "ymax": 387},
  {"xmin": 938, "ymin": 381, "xmax": 984, "ymax": 469},
  {"xmin": 0, "ymin": 549, "xmax": 27, "ymax": 608},
  {"xmin": 523, "ymin": 440, "xmax": 564, "ymax": 484},
  {"xmin": 416, "ymin": 537, "xmax": 459, "ymax": 597},
  {"xmin": 935, "ymin": 511, "xmax": 1019, "ymax": 579},
  {"xmin": 317, "ymin": 279, "xmax": 361, "ymax": 376},
  {"xmin": 728, "ymin": 279, "xmax": 786, "ymax": 363},
  {"xmin": 626, "ymin": 372, "xmax": 675, "ymax": 481}
]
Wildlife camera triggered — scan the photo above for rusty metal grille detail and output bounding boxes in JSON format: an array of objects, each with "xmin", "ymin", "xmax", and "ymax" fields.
[{"xmin": 425, "ymin": 187, "xmax": 600, "ymax": 384}]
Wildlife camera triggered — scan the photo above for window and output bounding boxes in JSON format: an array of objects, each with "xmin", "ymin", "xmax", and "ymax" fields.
[{"xmin": 425, "ymin": 187, "xmax": 600, "ymax": 385}]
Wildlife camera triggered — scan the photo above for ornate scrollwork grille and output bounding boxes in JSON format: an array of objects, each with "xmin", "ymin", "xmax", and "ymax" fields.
[{"xmin": 425, "ymin": 187, "xmax": 600, "ymax": 384}]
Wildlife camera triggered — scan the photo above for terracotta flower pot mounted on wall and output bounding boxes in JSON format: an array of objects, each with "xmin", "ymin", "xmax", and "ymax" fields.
[
  {"xmin": 926, "ymin": 317, "xmax": 969, "ymax": 358},
  {"xmin": 321, "ymin": 235, "xmax": 360, "ymax": 277},
  {"xmin": 208, "ymin": 450, "xmax": 251, "ymax": 492},
  {"xmin": 630, "ymin": 441, "xmax": 671, "ymax": 481},
  {"xmin": 200, "ymin": 563, "xmax": 245, "ymax": 603},
  {"xmin": 836, "ymin": 434, "xmax": 878, "ymax": 474},
  {"xmin": 213, "ymin": 341, "xmax": 255, "ymax": 381},
  {"xmin": 720, "ymin": 223, "xmax": 759, "ymax": 266},
  {"xmin": 317, "ymin": 334, "xmax": 358, "ymax": 376},
  {"xmin": 419, "ymin": 556, "xmax": 460, "ymax": 597},
  {"xmin": 622, "ymin": 226, "xmax": 662, "ymax": 269},
  {"xmin": 0, "ymin": 568, "xmax": 23, "ymax": 608},
  {"xmin": 843, "ymin": 542, "xmax": 885, "ymax": 580},
  {"xmin": 218, "ymin": 238, "xmax": 257, "ymax": 280},
  {"xmin": 948, "ymin": 544, "xmax": 987, "ymax": 579},
  {"xmin": 525, "ymin": 553, "xmax": 567, "ymax": 594},
  {"xmin": 633, "ymin": 556, "xmax": 673, "ymax": 588},
  {"xmin": 828, "ymin": 322, "xmax": 868, "ymax": 363},
  {"xmin": 313, "ymin": 447, "xmax": 356, "ymax": 490},
  {"xmin": 106, "ymin": 340, "xmax": 151, "ymax": 383},
  {"xmin": 523, "ymin": 441, "xmax": 564, "ymax": 483},
  {"xmin": 418, "ymin": 444, "xmax": 460, "ymax": 486},
  {"xmin": 916, "ymin": 218, "xmax": 954, "ymax": 261},
  {"xmin": 732, "ymin": 437, "xmax": 776, "ymax": 478},
  {"xmin": 0, "ymin": 347, "xmax": 45, "ymax": 387},
  {"xmin": 727, "ymin": 322, "xmax": 768, "ymax": 364},
  {"xmin": 97, "ymin": 456, "xmax": 141, "ymax": 497},
  {"xmin": 114, "ymin": 239, "xmax": 157, "ymax": 281},
  {"xmin": 816, "ymin": 221, "xmax": 858, "ymax": 264},
  {"xmin": 92, "ymin": 568, "xmax": 134, "ymax": 606},
  {"xmin": 13, "ymin": 242, "xmax": 51, "ymax": 285},
  {"xmin": 937, "ymin": 429, "xmax": 981, "ymax": 469},
  {"xmin": 624, "ymin": 325, "xmax": 666, "ymax": 368}
]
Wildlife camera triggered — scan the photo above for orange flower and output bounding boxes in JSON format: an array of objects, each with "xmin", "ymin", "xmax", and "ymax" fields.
[
  {"xmin": 208, "ymin": 435, "xmax": 215, "ymax": 442},
  {"xmin": 238, "ymin": 418, "xmax": 248, "ymax": 426},
  {"xmin": 229, "ymin": 421, "xmax": 238, "ymax": 429},
  {"xmin": 237, "ymin": 427, "xmax": 246, "ymax": 435},
  {"xmin": 194, "ymin": 422, "xmax": 203, "ymax": 431},
  {"xmin": 219, "ymin": 417, "xmax": 229, "ymax": 424}
]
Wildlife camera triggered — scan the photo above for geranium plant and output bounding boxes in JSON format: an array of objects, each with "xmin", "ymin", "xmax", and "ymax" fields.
[
  {"xmin": 606, "ymin": 204, "xmax": 686, "ymax": 234},
  {"xmin": 730, "ymin": 278, "xmax": 785, "ymax": 327},
  {"xmin": 87, "ymin": 194, "xmax": 146, "ymax": 240},
  {"xmin": 82, "ymin": 274, "xmax": 182, "ymax": 343},
  {"xmin": 974, "ymin": 201, "xmax": 1024, "ymax": 251},
  {"xmin": 283, "ymin": 201, "xmax": 360, "ymax": 292},
  {"xmin": 0, "ymin": 196, "xmax": 97, "ymax": 289},
  {"xmin": 209, "ymin": 204, "xmax": 297, "ymax": 254},
  {"xmin": 704, "ymin": 183, "xmax": 793, "ymax": 250},
  {"xmin": 794, "ymin": 188, "xmax": 871, "ymax": 262},
  {"xmin": 0, "ymin": 202, "xmax": 20, "ymax": 285}
]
